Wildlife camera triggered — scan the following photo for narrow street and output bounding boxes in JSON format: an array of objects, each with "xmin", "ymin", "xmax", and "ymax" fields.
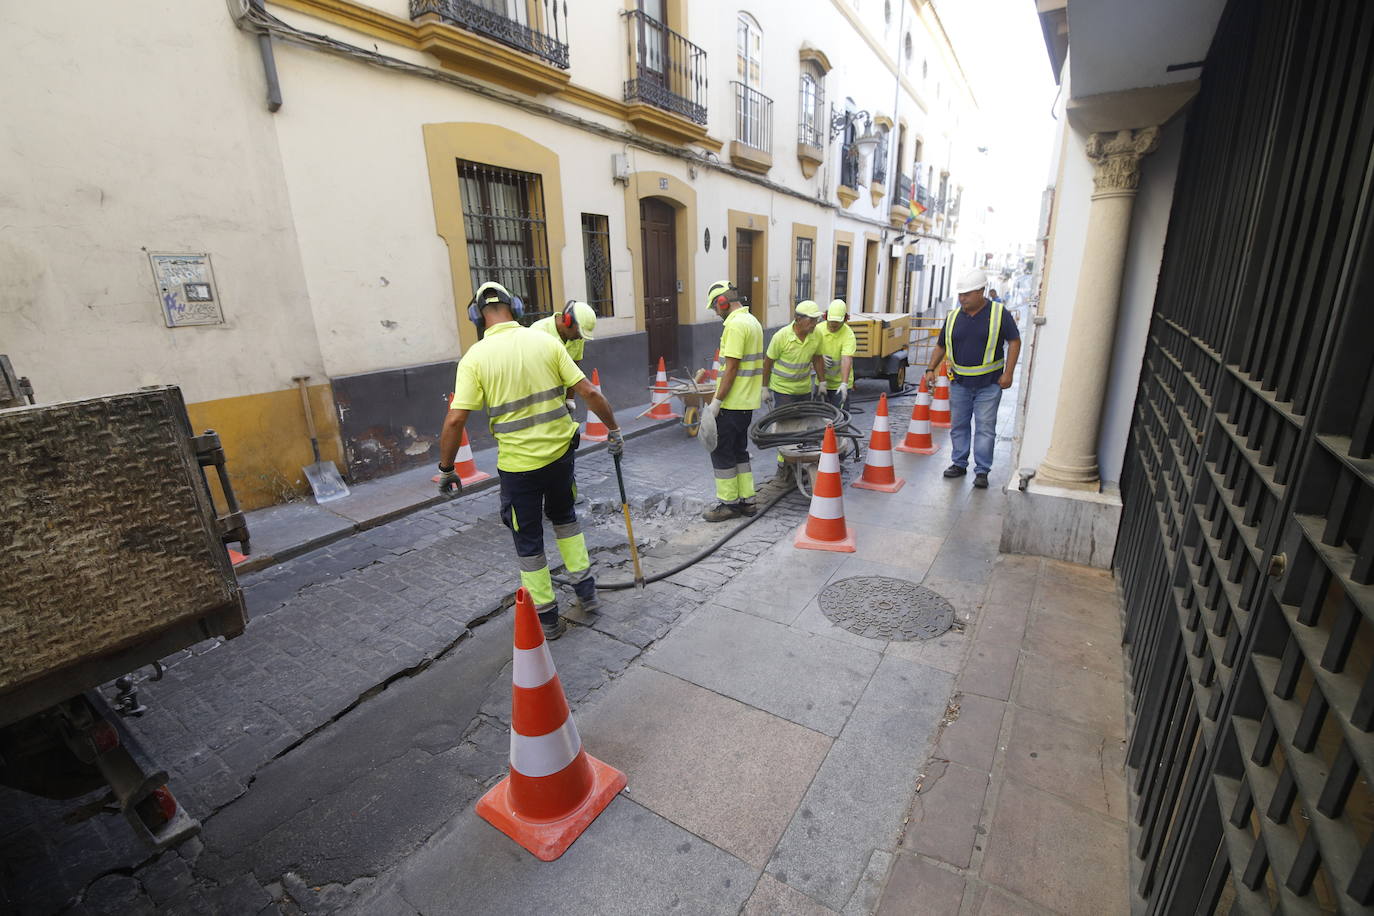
[{"xmin": 1, "ymin": 371, "xmax": 1132, "ymax": 915}]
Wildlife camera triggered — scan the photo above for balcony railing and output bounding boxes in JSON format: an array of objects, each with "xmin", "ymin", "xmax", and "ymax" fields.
[
  {"xmin": 732, "ymin": 82, "xmax": 773, "ymax": 153},
  {"xmin": 624, "ymin": 9, "xmax": 707, "ymax": 125},
  {"xmin": 411, "ymin": 0, "xmax": 569, "ymax": 69},
  {"xmin": 894, "ymin": 173, "xmax": 912, "ymax": 203}
]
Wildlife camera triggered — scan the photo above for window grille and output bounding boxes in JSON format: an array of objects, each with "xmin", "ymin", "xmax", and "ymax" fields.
[
  {"xmin": 794, "ymin": 237, "xmax": 814, "ymax": 304},
  {"xmin": 580, "ymin": 214, "xmax": 613, "ymax": 317},
  {"xmin": 457, "ymin": 160, "xmax": 553, "ymax": 325},
  {"xmin": 834, "ymin": 244, "xmax": 851, "ymax": 302},
  {"xmin": 798, "ymin": 63, "xmax": 825, "ymax": 148}
]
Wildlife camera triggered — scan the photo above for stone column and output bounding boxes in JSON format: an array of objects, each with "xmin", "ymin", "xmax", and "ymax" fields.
[{"xmin": 1037, "ymin": 127, "xmax": 1160, "ymax": 490}]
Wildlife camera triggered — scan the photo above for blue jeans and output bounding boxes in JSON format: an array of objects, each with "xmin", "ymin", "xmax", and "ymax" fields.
[{"xmin": 948, "ymin": 381, "xmax": 1002, "ymax": 475}]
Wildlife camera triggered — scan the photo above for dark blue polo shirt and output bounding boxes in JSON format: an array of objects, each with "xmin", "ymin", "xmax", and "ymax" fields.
[{"xmin": 940, "ymin": 303, "xmax": 1020, "ymax": 389}]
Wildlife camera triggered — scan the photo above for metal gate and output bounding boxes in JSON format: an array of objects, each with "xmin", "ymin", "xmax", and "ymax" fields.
[{"xmin": 1116, "ymin": 0, "xmax": 1374, "ymax": 911}]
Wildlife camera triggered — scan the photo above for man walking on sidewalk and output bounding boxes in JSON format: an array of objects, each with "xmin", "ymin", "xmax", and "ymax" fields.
[
  {"xmin": 437, "ymin": 282, "xmax": 624, "ymax": 639},
  {"xmin": 816, "ymin": 299, "xmax": 857, "ymax": 408},
  {"xmin": 924, "ymin": 268, "xmax": 1021, "ymax": 490},
  {"xmin": 702, "ymin": 280, "xmax": 764, "ymax": 522},
  {"xmin": 531, "ymin": 300, "xmax": 598, "ymax": 416}
]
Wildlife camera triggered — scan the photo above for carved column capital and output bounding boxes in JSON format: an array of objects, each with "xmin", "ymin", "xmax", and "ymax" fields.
[{"xmin": 1085, "ymin": 127, "xmax": 1160, "ymax": 196}]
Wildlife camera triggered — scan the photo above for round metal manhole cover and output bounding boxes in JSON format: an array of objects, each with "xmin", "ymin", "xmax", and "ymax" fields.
[{"xmin": 818, "ymin": 576, "xmax": 955, "ymax": 641}]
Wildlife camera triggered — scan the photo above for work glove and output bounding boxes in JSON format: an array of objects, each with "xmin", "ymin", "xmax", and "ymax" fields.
[
  {"xmin": 437, "ymin": 465, "xmax": 463, "ymax": 498},
  {"xmin": 838, "ymin": 382, "xmax": 849, "ymax": 405},
  {"xmin": 705, "ymin": 398, "xmax": 723, "ymax": 419},
  {"xmin": 761, "ymin": 389, "xmax": 775, "ymax": 411},
  {"xmin": 607, "ymin": 427, "xmax": 625, "ymax": 457},
  {"xmin": 565, "ymin": 398, "xmax": 576, "ymax": 418}
]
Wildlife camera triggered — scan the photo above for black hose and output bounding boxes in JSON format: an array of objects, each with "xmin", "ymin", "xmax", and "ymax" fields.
[
  {"xmin": 557, "ymin": 485, "xmax": 795, "ymax": 590},
  {"xmin": 749, "ymin": 400, "xmax": 864, "ymax": 453}
]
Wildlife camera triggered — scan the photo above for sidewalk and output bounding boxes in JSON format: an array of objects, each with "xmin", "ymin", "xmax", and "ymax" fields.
[
  {"xmin": 348, "ymin": 385, "xmax": 1131, "ymax": 915},
  {"xmin": 233, "ymin": 401, "xmax": 676, "ymax": 575}
]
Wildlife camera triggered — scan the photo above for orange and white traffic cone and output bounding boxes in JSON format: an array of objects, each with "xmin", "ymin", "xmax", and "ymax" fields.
[
  {"xmin": 853, "ymin": 393, "xmax": 905, "ymax": 493},
  {"xmin": 432, "ymin": 429, "xmax": 493, "ymax": 485},
  {"xmin": 895, "ymin": 378, "xmax": 937, "ymax": 455},
  {"xmin": 645, "ymin": 357, "xmax": 680, "ymax": 420},
  {"xmin": 795, "ymin": 424, "xmax": 856, "ymax": 552},
  {"xmin": 930, "ymin": 366, "xmax": 952, "ymax": 429},
  {"xmin": 706, "ymin": 349, "xmax": 721, "ymax": 383},
  {"xmin": 475, "ymin": 587, "xmax": 627, "ymax": 861},
  {"xmin": 582, "ymin": 369, "xmax": 609, "ymax": 443}
]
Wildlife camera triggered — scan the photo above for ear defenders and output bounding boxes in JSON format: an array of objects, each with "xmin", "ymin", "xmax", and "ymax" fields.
[
  {"xmin": 560, "ymin": 300, "xmax": 577, "ymax": 328},
  {"xmin": 467, "ymin": 284, "xmax": 525, "ymax": 326}
]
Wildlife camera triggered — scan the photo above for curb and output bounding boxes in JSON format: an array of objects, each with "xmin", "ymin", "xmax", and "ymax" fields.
[{"xmin": 233, "ymin": 417, "xmax": 681, "ymax": 577}]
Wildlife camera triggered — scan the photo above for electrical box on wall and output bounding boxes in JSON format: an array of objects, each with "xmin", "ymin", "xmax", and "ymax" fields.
[
  {"xmin": 611, "ymin": 153, "xmax": 629, "ymax": 185},
  {"xmin": 149, "ymin": 253, "xmax": 224, "ymax": 328}
]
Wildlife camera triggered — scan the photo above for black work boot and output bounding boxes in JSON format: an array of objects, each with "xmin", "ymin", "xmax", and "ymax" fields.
[
  {"xmin": 735, "ymin": 499, "xmax": 759, "ymax": 517},
  {"xmin": 943, "ymin": 465, "xmax": 967, "ymax": 478},
  {"xmin": 973, "ymin": 473, "xmax": 989, "ymax": 489},
  {"xmin": 539, "ymin": 611, "xmax": 566, "ymax": 640}
]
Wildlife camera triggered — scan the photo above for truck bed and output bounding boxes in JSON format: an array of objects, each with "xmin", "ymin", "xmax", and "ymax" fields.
[{"xmin": 0, "ymin": 387, "xmax": 245, "ymax": 726}]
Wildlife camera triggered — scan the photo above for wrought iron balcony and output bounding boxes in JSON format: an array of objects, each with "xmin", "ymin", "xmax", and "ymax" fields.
[
  {"xmin": 623, "ymin": 9, "xmax": 707, "ymax": 125},
  {"xmin": 411, "ymin": 0, "xmax": 569, "ymax": 70},
  {"xmin": 732, "ymin": 82, "xmax": 772, "ymax": 153}
]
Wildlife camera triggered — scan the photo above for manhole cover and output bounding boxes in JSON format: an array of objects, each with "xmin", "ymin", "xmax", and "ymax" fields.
[{"xmin": 818, "ymin": 576, "xmax": 955, "ymax": 641}]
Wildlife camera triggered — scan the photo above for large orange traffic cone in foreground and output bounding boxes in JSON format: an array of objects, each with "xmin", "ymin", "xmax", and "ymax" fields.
[
  {"xmin": 582, "ymin": 369, "xmax": 609, "ymax": 443},
  {"xmin": 853, "ymin": 393, "xmax": 905, "ymax": 493},
  {"xmin": 476, "ymin": 588, "xmax": 627, "ymax": 861},
  {"xmin": 645, "ymin": 357, "xmax": 680, "ymax": 420},
  {"xmin": 795, "ymin": 425, "xmax": 856, "ymax": 552},
  {"xmin": 896, "ymin": 378, "xmax": 937, "ymax": 455},
  {"xmin": 930, "ymin": 366, "xmax": 952, "ymax": 429},
  {"xmin": 432, "ymin": 429, "xmax": 493, "ymax": 485}
]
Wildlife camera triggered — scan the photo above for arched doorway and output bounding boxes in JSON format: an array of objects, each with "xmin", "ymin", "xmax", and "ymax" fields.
[{"xmin": 640, "ymin": 197, "xmax": 679, "ymax": 369}]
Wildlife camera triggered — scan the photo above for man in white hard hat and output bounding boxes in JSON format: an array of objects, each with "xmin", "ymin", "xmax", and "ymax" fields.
[
  {"xmin": 923, "ymin": 268, "xmax": 1021, "ymax": 489},
  {"xmin": 531, "ymin": 300, "xmax": 599, "ymax": 416}
]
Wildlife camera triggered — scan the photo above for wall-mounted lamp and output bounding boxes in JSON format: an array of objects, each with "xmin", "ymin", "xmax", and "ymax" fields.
[{"xmin": 830, "ymin": 107, "xmax": 882, "ymax": 183}]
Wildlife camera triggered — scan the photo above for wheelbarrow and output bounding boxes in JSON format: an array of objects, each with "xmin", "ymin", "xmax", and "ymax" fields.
[{"xmin": 646, "ymin": 375, "xmax": 717, "ymax": 436}]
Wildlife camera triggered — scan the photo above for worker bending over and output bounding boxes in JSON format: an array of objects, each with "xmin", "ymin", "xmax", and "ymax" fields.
[
  {"xmin": 762, "ymin": 301, "xmax": 827, "ymax": 481},
  {"xmin": 530, "ymin": 300, "xmax": 598, "ymax": 415},
  {"xmin": 438, "ymin": 282, "xmax": 623, "ymax": 639},
  {"xmin": 702, "ymin": 280, "xmax": 764, "ymax": 523},
  {"xmin": 816, "ymin": 299, "xmax": 857, "ymax": 407}
]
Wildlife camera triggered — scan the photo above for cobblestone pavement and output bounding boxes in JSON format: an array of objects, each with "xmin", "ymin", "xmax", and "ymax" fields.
[{"xmin": 0, "ymin": 403, "xmax": 862, "ymax": 915}]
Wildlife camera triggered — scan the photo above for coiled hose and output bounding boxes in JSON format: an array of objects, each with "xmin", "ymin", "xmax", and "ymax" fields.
[{"xmin": 749, "ymin": 400, "xmax": 865, "ymax": 454}]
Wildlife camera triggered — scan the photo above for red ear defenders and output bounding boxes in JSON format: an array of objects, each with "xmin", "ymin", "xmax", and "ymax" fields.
[{"xmin": 560, "ymin": 300, "xmax": 576, "ymax": 328}]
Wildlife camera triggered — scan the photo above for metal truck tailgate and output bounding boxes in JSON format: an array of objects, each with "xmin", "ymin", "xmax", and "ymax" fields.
[{"xmin": 0, "ymin": 387, "xmax": 245, "ymax": 721}]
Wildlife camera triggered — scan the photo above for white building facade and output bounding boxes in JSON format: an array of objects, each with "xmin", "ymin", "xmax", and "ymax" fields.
[{"xmin": 1, "ymin": 0, "xmax": 979, "ymax": 508}]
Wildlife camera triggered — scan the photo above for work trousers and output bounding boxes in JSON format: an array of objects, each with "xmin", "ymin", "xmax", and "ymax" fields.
[
  {"xmin": 948, "ymin": 380, "xmax": 1003, "ymax": 476},
  {"xmin": 709, "ymin": 407, "xmax": 756, "ymax": 503},
  {"xmin": 498, "ymin": 439, "xmax": 594, "ymax": 622}
]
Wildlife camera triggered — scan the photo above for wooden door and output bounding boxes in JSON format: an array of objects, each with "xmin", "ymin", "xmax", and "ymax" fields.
[
  {"xmin": 735, "ymin": 230, "xmax": 754, "ymax": 314},
  {"xmin": 640, "ymin": 198, "xmax": 678, "ymax": 369},
  {"xmin": 862, "ymin": 239, "xmax": 878, "ymax": 310}
]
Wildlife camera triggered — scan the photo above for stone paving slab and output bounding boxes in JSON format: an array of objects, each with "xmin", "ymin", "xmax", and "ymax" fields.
[
  {"xmin": 933, "ymin": 693, "xmax": 1007, "ymax": 771},
  {"xmin": 765, "ymin": 656, "xmax": 953, "ymax": 910},
  {"xmin": 1012, "ymin": 652, "xmax": 1126, "ymax": 740},
  {"xmin": 743, "ymin": 873, "xmax": 838, "ymax": 915},
  {"xmin": 1001, "ymin": 708, "xmax": 1128, "ymax": 821},
  {"xmin": 645, "ymin": 604, "xmax": 882, "ymax": 737},
  {"xmin": 374, "ymin": 796, "xmax": 756, "ymax": 916},
  {"xmin": 898, "ymin": 761, "xmax": 990, "ymax": 868},
  {"xmin": 877, "ymin": 855, "xmax": 968, "ymax": 915},
  {"xmin": 576, "ymin": 666, "xmax": 832, "ymax": 869}
]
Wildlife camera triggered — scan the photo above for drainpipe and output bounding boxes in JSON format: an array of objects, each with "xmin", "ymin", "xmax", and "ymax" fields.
[{"xmin": 251, "ymin": 0, "xmax": 283, "ymax": 112}]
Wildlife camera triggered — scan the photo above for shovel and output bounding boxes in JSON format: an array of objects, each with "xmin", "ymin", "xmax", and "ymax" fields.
[
  {"xmin": 612, "ymin": 453, "xmax": 645, "ymax": 589},
  {"xmin": 292, "ymin": 375, "xmax": 350, "ymax": 504}
]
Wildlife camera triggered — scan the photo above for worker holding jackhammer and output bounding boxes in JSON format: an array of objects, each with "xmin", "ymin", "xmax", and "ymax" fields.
[
  {"xmin": 762, "ymin": 300, "xmax": 827, "ymax": 481},
  {"xmin": 531, "ymin": 300, "xmax": 598, "ymax": 416},
  {"xmin": 816, "ymin": 299, "xmax": 857, "ymax": 408},
  {"xmin": 700, "ymin": 280, "xmax": 764, "ymax": 523},
  {"xmin": 437, "ymin": 282, "xmax": 624, "ymax": 640}
]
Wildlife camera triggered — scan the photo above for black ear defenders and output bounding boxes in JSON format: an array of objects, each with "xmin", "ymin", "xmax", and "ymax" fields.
[{"xmin": 467, "ymin": 285, "xmax": 525, "ymax": 326}]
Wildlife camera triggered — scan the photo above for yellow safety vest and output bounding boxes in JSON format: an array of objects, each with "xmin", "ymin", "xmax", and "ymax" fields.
[
  {"xmin": 816, "ymin": 323, "xmax": 857, "ymax": 389},
  {"xmin": 766, "ymin": 324, "xmax": 821, "ymax": 395},
  {"xmin": 450, "ymin": 322, "xmax": 584, "ymax": 472},
  {"xmin": 944, "ymin": 304, "xmax": 1005, "ymax": 377},
  {"xmin": 719, "ymin": 307, "xmax": 764, "ymax": 410}
]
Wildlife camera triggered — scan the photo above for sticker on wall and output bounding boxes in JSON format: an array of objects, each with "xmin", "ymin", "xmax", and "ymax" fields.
[
  {"xmin": 149, "ymin": 253, "xmax": 224, "ymax": 327},
  {"xmin": 721, "ymin": 232, "xmax": 728, "ymax": 251},
  {"xmin": 704, "ymin": 228, "xmax": 711, "ymax": 252}
]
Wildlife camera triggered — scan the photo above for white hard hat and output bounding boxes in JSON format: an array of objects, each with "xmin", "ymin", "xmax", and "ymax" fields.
[
  {"xmin": 568, "ymin": 301, "xmax": 598, "ymax": 340},
  {"xmin": 955, "ymin": 269, "xmax": 988, "ymax": 294}
]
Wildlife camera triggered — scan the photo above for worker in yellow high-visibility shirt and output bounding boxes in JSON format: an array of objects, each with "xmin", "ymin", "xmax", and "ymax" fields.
[
  {"xmin": 701, "ymin": 280, "xmax": 764, "ymax": 522},
  {"xmin": 438, "ymin": 282, "xmax": 623, "ymax": 640},
  {"xmin": 530, "ymin": 300, "xmax": 598, "ymax": 415},
  {"xmin": 816, "ymin": 299, "xmax": 858, "ymax": 408},
  {"xmin": 762, "ymin": 301, "xmax": 827, "ymax": 480}
]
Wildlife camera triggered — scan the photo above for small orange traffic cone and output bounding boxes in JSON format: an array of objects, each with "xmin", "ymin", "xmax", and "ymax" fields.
[
  {"xmin": 795, "ymin": 424, "xmax": 856, "ymax": 552},
  {"xmin": 432, "ymin": 429, "xmax": 493, "ymax": 485},
  {"xmin": 930, "ymin": 366, "xmax": 952, "ymax": 429},
  {"xmin": 645, "ymin": 357, "xmax": 680, "ymax": 420},
  {"xmin": 476, "ymin": 588, "xmax": 627, "ymax": 861},
  {"xmin": 582, "ymin": 369, "xmax": 609, "ymax": 443},
  {"xmin": 895, "ymin": 378, "xmax": 937, "ymax": 455},
  {"xmin": 853, "ymin": 393, "xmax": 905, "ymax": 493},
  {"xmin": 227, "ymin": 547, "xmax": 249, "ymax": 565},
  {"xmin": 705, "ymin": 349, "xmax": 721, "ymax": 383}
]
